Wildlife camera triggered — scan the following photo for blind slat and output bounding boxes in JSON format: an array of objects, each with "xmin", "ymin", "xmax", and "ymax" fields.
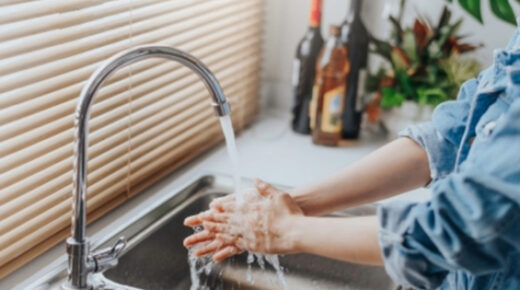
[
  {"xmin": 0, "ymin": 0, "xmax": 193, "ymax": 55},
  {"xmin": 0, "ymin": 2, "xmax": 258, "ymax": 98},
  {"xmin": 0, "ymin": 0, "xmax": 226, "ymax": 75},
  {"xmin": 0, "ymin": 0, "xmax": 115, "ymax": 25}
]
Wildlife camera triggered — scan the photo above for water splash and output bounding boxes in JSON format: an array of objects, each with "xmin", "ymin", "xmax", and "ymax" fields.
[
  {"xmin": 266, "ymin": 255, "xmax": 289, "ymax": 290},
  {"xmin": 245, "ymin": 253, "xmax": 289, "ymax": 290},
  {"xmin": 188, "ymin": 227, "xmax": 213, "ymax": 290},
  {"xmin": 246, "ymin": 252, "xmax": 255, "ymax": 284},
  {"xmin": 188, "ymin": 250, "xmax": 201, "ymax": 290}
]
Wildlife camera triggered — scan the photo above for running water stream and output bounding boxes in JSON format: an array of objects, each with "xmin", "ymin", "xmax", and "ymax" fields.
[
  {"xmin": 188, "ymin": 116, "xmax": 289, "ymax": 290},
  {"xmin": 219, "ymin": 116, "xmax": 243, "ymax": 202}
]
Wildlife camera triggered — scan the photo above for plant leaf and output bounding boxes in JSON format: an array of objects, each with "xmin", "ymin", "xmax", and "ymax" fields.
[
  {"xmin": 389, "ymin": 16, "xmax": 404, "ymax": 44},
  {"xmin": 391, "ymin": 47, "xmax": 411, "ymax": 70},
  {"xmin": 490, "ymin": 0, "xmax": 516, "ymax": 25},
  {"xmin": 395, "ymin": 70, "xmax": 415, "ymax": 100},
  {"xmin": 437, "ymin": 6, "xmax": 453, "ymax": 31},
  {"xmin": 417, "ymin": 88, "xmax": 449, "ymax": 107},
  {"xmin": 403, "ymin": 30, "xmax": 418, "ymax": 63},
  {"xmin": 457, "ymin": 0, "xmax": 483, "ymax": 23},
  {"xmin": 380, "ymin": 87, "xmax": 404, "ymax": 108},
  {"xmin": 370, "ymin": 35, "xmax": 393, "ymax": 61},
  {"xmin": 414, "ymin": 19, "xmax": 431, "ymax": 50}
]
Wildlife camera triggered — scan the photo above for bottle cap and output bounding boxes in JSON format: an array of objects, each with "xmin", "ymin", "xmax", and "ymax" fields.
[
  {"xmin": 309, "ymin": 0, "xmax": 322, "ymax": 27},
  {"xmin": 330, "ymin": 25, "xmax": 341, "ymax": 36}
]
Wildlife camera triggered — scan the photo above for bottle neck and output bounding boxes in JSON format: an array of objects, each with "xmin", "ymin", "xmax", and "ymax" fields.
[
  {"xmin": 352, "ymin": 0, "xmax": 362, "ymax": 14},
  {"xmin": 346, "ymin": 0, "xmax": 362, "ymax": 20},
  {"xmin": 309, "ymin": 0, "xmax": 322, "ymax": 28}
]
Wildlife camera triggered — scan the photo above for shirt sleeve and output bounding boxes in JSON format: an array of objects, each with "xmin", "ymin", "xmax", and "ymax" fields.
[
  {"xmin": 378, "ymin": 99, "xmax": 520, "ymax": 290},
  {"xmin": 399, "ymin": 78, "xmax": 478, "ymax": 182}
]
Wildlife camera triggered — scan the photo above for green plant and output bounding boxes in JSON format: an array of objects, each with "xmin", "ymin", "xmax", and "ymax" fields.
[
  {"xmin": 448, "ymin": 0, "xmax": 518, "ymax": 25},
  {"xmin": 367, "ymin": 3, "xmax": 482, "ymax": 108}
]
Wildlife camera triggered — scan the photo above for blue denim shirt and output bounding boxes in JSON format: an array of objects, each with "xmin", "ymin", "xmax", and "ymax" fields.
[{"xmin": 377, "ymin": 22, "xmax": 520, "ymax": 290}]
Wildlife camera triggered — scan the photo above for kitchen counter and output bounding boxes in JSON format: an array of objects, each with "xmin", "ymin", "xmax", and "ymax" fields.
[{"xmin": 1, "ymin": 110, "xmax": 430, "ymax": 289}]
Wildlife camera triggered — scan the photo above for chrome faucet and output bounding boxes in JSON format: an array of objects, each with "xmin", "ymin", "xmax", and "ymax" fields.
[{"xmin": 64, "ymin": 45, "xmax": 231, "ymax": 290}]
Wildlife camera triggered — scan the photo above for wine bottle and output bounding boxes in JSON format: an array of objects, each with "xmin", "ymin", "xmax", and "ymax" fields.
[
  {"xmin": 340, "ymin": 0, "xmax": 369, "ymax": 139},
  {"xmin": 291, "ymin": 0, "xmax": 324, "ymax": 134},
  {"xmin": 310, "ymin": 25, "xmax": 350, "ymax": 146}
]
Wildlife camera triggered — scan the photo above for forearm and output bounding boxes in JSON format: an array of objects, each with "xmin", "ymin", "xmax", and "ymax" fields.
[
  {"xmin": 291, "ymin": 137, "xmax": 431, "ymax": 216},
  {"xmin": 288, "ymin": 215, "xmax": 382, "ymax": 265}
]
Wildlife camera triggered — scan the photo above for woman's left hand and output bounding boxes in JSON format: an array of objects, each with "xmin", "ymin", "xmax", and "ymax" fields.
[{"xmin": 183, "ymin": 179, "xmax": 304, "ymax": 262}]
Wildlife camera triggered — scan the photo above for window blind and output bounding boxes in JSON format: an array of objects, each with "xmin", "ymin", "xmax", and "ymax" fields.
[{"xmin": 0, "ymin": 0, "xmax": 263, "ymax": 278}]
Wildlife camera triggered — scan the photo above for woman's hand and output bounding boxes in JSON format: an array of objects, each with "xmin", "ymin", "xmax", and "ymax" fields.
[{"xmin": 183, "ymin": 179, "xmax": 304, "ymax": 261}]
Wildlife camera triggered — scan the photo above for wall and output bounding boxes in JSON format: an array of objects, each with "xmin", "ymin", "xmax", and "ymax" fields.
[{"xmin": 261, "ymin": 0, "xmax": 518, "ymax": 110}]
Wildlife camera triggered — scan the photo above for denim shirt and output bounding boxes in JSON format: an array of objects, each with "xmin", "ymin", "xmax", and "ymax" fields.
[{"xmin": 377, "ymin": 21, "xmax": 520, "ymax": 290}]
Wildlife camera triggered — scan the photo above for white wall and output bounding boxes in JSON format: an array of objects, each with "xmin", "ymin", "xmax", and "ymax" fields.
[{"xmin": 261, "ymin": 0, "xmax": 518, "ymax": 110}]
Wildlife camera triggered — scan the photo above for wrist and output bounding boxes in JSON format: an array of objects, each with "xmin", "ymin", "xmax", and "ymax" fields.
[
  {"xmin": 289, "ymin": 191, "xmax": 315, "ymax": 216},
  {"xmin": 280, "ymin": 215, "xmax": 307, "ymax": 254}
]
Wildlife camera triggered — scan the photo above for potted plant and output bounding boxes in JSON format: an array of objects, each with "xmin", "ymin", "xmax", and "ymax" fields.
[{"xmin": 365, "ymin": 1, "xmax": 482, "ymax": 136}]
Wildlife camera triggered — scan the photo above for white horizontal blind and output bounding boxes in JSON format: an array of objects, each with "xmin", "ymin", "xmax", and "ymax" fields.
[{"xmin": 0, "ymin": 0, "xmax": 263, "ymax": 278}]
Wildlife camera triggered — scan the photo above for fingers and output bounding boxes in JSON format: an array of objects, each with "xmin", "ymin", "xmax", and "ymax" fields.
[
  {"xmin": 184, "ymin": 210, "xmax": 232, "ymax": 227},
  {"xmin": 193, "ymin": 233, "xmax": 244, "ymax": 260},
  {"xmin": 183, "ymin": 230, "xmax": 215, "ymax": 247},
  {"xmin": 194, "ymin": 239, "xmax": 224, "ymax": 257},
  {"xmin": 254, "ymin": 179, "xmax": 278, "ymax": 197},
  {"xmin": 203, "ymin": 221, "xmax": 233, "ymax": 234},
  {"xmin": 211, "ymin": 200, "xmax": 237, "ymax": 213},
  {"xmin": 211, "ymin": 212, "xmax": 232, "ymax": 223},
  {"xmin": 210, "ymin": 195, "xmax": 235, "ymax": 212},
  {"xmin": 184, "ymin": 210, "xmax": 212, "ymax": 226},
  {"xmin": 217, "ymin": 233, "xmax": 250, "ymax": 252},
  {"xmin": 213, "ymin": 245, "xmax": 242, "ymax": 262},
  {"xmin": 184, "ymin": 215, "xmax": 203, "ymax": 227},
  {"xmin": 215, "ymin": 233, "xmax": 239, "ymax": 244}
]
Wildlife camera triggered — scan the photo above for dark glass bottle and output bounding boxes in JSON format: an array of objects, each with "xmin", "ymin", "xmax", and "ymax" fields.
[
  {"xmin": 291, "ymin": 0, "xmax": 324, "ymax": 134},
  {"xmin": 310, "ymin": 25, "xmax": 349, "ymax": 146},
  {"xmin": 340, "ymin": 0, "xmax": 369, "ymax": 139}
]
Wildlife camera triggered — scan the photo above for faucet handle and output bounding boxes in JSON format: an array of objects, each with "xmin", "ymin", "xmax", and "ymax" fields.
[{"xmin": 90, "ymin": 237, "xmax": 127, "ymax": 273}]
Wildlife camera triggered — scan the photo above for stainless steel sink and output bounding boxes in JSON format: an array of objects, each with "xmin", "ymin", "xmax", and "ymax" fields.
[{"xmin": 26, "ymin": 175, "xmax": 396, "ymax": 290}]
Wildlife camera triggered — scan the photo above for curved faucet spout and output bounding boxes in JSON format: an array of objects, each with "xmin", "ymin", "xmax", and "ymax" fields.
[{"xmin": 66, "ymin": 45, "xmax": 231, "ymax": 290}]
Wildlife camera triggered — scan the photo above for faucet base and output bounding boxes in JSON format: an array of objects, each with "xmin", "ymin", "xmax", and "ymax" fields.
[
  {"xmin": 61, "ymin": 282, "xmax": 92, "ymax": 290},
  {"xmin": 65, "ymin": 237, "xmax": 92, "ymax": 290}
]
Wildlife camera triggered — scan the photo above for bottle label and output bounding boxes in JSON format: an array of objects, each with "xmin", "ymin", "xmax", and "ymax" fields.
[
  {"xmin": 309, "ymin": 84, "xmax": 320, "ymax": 129},
  {"xmin": 321, "ymin": 85, "xmax": 345, "ymax": 133},
  {"xmin": 292, "ymin": 59, "xmax": 301, "ymax": 87},
  {"xmin": 309, "ymin": 0, "xmax": 322, "ymax": 27},
  {"xmin": 356, "ymin": 69, "xmax": 367, "ymax": 112}
]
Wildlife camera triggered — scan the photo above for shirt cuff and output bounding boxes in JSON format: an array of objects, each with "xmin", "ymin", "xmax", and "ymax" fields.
[
  {"xmin": 377, "ymin": 201, "xmax": 448, "ymax": 289},
  {"xmin": 399, "ymin": 122, "xmax": 458, "ymax": 185}
]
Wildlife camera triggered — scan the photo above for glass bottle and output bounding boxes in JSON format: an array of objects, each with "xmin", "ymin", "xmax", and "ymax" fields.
[
  {"xmin": 291, "ymin": 0, "xmax": 324, "ymax": 134},
  {"xmin": 310, "ymin": 25, "xmax": 350, "ymax": 146},
  {"xmin": 340, "ymin": 0, "xmax": 369, "ymax": 139}
]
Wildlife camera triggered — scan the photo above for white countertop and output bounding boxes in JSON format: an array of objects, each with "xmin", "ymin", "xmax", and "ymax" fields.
[{"xmin": 2, "ymin": 111, "xmax": 430, "ymax": 289}]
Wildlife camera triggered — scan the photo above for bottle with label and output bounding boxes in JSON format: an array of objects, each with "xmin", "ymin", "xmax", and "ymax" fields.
[
  {"xmin": 340, "ymin": 0, "xmax": 369, "ymax": 139},
  {"xmin": 310, "ymin": 25, "xmax": 350, "ymax": 146},
  {"xmin": 290, "ymin": 0, "xmax": 324, "ymax": 134}
]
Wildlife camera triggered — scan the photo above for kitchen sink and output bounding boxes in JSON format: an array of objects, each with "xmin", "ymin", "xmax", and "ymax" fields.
[{"xmin": 26, "ymin": 175, "xmax": 396, "ymax": 290}]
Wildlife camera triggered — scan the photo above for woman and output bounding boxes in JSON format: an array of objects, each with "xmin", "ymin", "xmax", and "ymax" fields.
[{"xmin": 183, "ymin": 27, "xmax": 520, "ymax": 289}]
